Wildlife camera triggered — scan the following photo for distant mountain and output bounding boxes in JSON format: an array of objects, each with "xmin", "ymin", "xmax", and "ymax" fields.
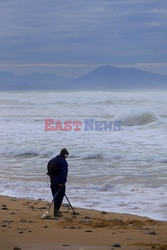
[
  {"xmin": 66, "ymin": 65, "xmax": 167, "ymax": 89},
  {"xmin": 0, "ymin": 72, "xmax": 70, "ymax": 90},
  {"xmin": 0, "ymin": 65, "xmax": 167, "ymax": 90}
]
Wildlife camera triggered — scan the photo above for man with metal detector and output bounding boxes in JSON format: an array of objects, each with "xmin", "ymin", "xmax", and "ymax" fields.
[{"xmin": 47, "ymin": 148, "xmax": 69, "ymax": 217}]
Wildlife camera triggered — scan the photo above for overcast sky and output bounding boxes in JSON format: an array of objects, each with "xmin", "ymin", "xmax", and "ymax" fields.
[{"xmin": 0, "ymin": 0, "xmax": 167, "ymax": 77}]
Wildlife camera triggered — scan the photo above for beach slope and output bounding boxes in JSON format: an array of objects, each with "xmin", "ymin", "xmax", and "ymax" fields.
[{"xmin": 0, "ymin": 196, "xmax": 167, "ymax": 250}]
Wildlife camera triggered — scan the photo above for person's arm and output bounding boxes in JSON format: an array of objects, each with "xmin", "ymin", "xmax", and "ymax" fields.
[{"xmin": 59, "ymin": 160, "xmax": 68, "ymax": 185}]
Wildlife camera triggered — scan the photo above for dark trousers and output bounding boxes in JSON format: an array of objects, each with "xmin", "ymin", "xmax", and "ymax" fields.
[{"xmin": 51, "ymin": 184, "xmax": 66, "ymax": 210}]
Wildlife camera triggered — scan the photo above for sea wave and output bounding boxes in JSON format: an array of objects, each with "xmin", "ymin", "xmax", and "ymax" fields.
[
  {"xmin": 98, "ymin": 183, "xmax": 116, "ymax": 191},
  {"xmin": 82, "ymin": 153, "xmax": 104, "ymax": 160},
  {"xmin": 1, "ymin": 145, "xmax": 167, "ymax": 164},
  {"xmin": 0, "ymin": 145, "xmax": 51, "ymax": 158},
  {"xmin": 114, "ymin": 109, "xmax": 158, "ymax": 126}
]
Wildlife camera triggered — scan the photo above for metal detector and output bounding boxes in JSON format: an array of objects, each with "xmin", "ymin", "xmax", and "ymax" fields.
[{"xmin": 65, "ymin": 194, "xmax": 79, "ymax": 215}]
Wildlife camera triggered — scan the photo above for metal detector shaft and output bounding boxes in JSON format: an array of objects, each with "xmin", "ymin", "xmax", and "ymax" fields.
[
  {"xmin": 64, "ymin": 194, "xmax": 76, "ymax": 214},
  {"xmin": 48, "ymin": 201, "xmax": 53, "ymax": 211},
  {"xmin": 48, "ymin": 188, "xmax": 61, "ymax": 211}
]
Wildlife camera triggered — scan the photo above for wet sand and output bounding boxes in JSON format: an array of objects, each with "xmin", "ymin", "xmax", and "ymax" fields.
[{"xmin": 0, "ymin": 195, "xmax": 167, "ymax": 250}]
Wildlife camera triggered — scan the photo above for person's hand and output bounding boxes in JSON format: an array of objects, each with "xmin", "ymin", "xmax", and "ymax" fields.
[{"xmin": 59, "ymin": 184, "xmax": 64, "ymax": 189}]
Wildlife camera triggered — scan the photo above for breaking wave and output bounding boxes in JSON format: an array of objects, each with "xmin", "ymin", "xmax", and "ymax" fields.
[
  {"xmin": 114, "ymin": 109, "xmax": 158, "ymax": 126},
  {"xmin": 82, "ymin": 153, "xmax": 104, "ymax": 160},
  {"xmin": 1, "ymin": 145, "xmax": 167, "ymax": 164}
]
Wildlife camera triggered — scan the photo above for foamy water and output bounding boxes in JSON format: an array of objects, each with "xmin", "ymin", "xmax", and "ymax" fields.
[{"xmin": 0, "ymin": 90, "xmax": 167, "ymax": 221}]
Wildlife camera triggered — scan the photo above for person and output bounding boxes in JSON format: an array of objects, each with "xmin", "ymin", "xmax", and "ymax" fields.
[{"xmin": 49, "ymin": 148, "xmax": 69, "ymax": 217}]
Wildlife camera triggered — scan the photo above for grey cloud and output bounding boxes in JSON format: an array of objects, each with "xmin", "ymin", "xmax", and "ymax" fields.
[{"xmin": 0, "ymin": 0, "xmax": 166, "ymax": 74}]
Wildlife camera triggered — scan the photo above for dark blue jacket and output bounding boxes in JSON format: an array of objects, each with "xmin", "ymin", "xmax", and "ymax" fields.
[{"xmin": 50, "ymin": 155, "xmax": 68, "ymax": 185}]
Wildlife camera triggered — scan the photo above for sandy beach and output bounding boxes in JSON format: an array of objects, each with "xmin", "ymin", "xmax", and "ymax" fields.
[{"xmin": 0, "ymin": 195, "xmax": 167, "ymax": 250}]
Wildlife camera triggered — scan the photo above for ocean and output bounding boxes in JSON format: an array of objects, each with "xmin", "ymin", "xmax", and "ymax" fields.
[{"xmin": 0, "ymin": 90, "xmax": 167, "ymax": 221}]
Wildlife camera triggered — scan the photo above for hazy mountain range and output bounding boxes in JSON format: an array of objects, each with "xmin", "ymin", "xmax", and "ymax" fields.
[
  {"xmin": 0, "ymin": 65, "xmax": 167, "ymax": 90},
  {"xmin": 0, "ymin": 72, "xmax": 69, "ymax": 90}
]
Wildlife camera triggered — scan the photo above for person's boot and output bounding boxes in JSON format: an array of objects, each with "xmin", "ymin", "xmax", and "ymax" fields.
[{"xmin": 54, "ymin": 208, "xmax": 62, "ymax": 217}]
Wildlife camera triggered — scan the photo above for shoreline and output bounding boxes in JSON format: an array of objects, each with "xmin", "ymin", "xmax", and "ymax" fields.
[
  {"xmin": 0, "ymin": 195, "xmax": 167, "ymax": 250},
  {"xmin": 2, "ymin": 192, "xmax": 166, "ymax": 222}
]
